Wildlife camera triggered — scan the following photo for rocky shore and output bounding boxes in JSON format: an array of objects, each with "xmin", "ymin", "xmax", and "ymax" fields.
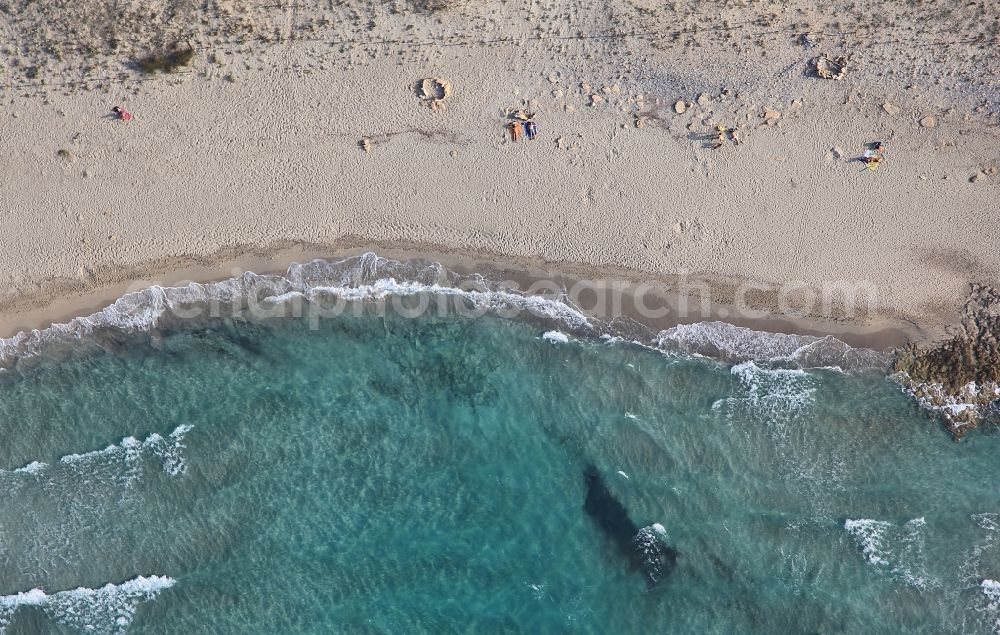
[{"xmin": 894, "ymin": 284, "xmax": 1000, "ymax": 439}]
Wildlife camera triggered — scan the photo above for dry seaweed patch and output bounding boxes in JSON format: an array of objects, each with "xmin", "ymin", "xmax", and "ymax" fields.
[{"xmin": 894, "ymin": 284, "xmax": 1000, "ymax": 439}]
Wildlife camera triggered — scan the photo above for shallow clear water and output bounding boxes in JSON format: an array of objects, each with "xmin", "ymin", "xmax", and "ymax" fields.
[{"xmin": 2, "ymin": 303, "xmax": 1000, "ymax": 634}]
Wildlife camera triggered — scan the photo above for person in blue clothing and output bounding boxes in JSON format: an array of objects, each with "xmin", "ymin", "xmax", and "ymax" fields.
[{"xmin": 524, "ymin": 120, "xmax": 538, "ymax": 140}]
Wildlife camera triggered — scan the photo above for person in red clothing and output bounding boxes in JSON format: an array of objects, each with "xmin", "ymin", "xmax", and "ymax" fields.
[{"xmin": 111, "ymin": 106, "xmax": 133, "ymax": 122}]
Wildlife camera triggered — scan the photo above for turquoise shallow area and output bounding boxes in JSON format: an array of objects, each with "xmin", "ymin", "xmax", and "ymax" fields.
[{"xmin": 2, "ymin": 304, "xmax": 1000, "ymax": 634}]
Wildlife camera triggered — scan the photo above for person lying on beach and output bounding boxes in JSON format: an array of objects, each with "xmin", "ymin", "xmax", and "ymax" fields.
[
  {"xmin": 861, "ymin": 141, "xmax": 885, "ymax": 172},
  {"xmin": 524, "ymin": 120, "xmax": 538, "ymax": 140},
  {"xmin": 111, "ymin": 106, "xmax": 133, "ymax": 122},
  {"xmin": 508, "ymin": 121, "xmax": 522, "ymax": 141}
]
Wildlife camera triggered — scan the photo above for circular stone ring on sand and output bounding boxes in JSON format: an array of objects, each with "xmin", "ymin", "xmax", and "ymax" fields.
[
  {"xmin": 811, "ymin": 55, "xmax": 847, "ymax": 80},
  {"xmin": 416, "ymin": 77, "xmax": 452, "ymax": 110}
]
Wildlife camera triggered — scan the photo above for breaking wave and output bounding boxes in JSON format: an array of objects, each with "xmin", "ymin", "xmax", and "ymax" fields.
[
  {"xmin": 0, "ymin": 425, "xmax": 194, "ymax": 572},
  {"xmin": 653, "ymin": 321, "xmax": 890, "ymax": 372},
  {"xmin": 712, "ymin": 361, "xmax": 817, "ymax": 440},
  {"xmin": 980, "ymin": 579, "xmax": 1000, "ymax": 634},
  {"xmin": 0, "ymin": 575, "xmax": 175, "ymax": 634},
  {"xmin": 0, "ymin": 425, "xmax": 193, "ymax": 488},
  {"xmin": 60, "ymin": 424, "xmax": 193, "ymax": 479},
  {"xmin": 844, "ymin": 517, "xmax": 934, "ymax": 589},
  {"xmin": 0, "ymin": 253, "xmax": 893, "ymax": 378},
  {"xmin": 0, "ymin": 253, "xmax": 591, "ymax": 367},
  {"xmin": 729, "ymin": 361, "xmax": 816, "ymax": 412}
]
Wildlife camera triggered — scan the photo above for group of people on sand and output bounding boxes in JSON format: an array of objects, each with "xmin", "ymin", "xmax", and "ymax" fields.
[
  {"xmin": 507, "ymin": 119, "xmax": 538, "ymax": 142},
  {"xmin": 106, "ymin": 100, "xmax": 886, "ymax": 179}
]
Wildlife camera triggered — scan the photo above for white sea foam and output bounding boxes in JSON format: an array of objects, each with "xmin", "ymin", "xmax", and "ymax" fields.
[
  {"xmin": 59, "ymin": 425, "xmax": 193, "ymax": 478},
  {"xmin": 0, "ymin": 427, "xmax": 193, "ymax": 575},
  {"xmin": 713, "ymin": 359, "xmax": 843, "ymax": 522},
  {"xmin": 527, "ymin": 582, "xmax": 546, "ymax": 600},
  {"xmin": 0, "ymin": 253, "xmax": 895, "ymax": 376},
  {"xmin": 12, "ymin": 461, "xmax": 47, "ymax": 475},
  {"xmin": 844, "ymin": 517, "xmax": 934, "ymax": 589},
  {"xmin": 844, "ymin": 518, "xmax": 893, "ymax": 567},
  {"xmin": 981, "ymin": 579, "xmax": 1000, "ymax": 634},
  {"xmin": 632, "ymin": 523, "xmax": 675, "ymax": 585},
  {"xmin": 0, "ymin": 253, "xmax": 592, "ymax": 366},
  {"xmin": 726, "ymin": 361, "xmax": 817, "ymax": 418},
  {"xmin": 711, "ymin": 360, "xmax": 819, "ymax": 470},
  {"xmin": 542, "ymin": 330, "xmax": 569, "ymax": 343},
  {"xmin": 0, "ymin": 575, "xmax": 175, "ymax": 634},
  {"xmin": 960, "ymin": 513, "xmax": 1000, "ymax": 610},
  {"xmin": 653, "ymin": 321, "xmax": 890, "ymax": 372},
  {"xmin": 2, "ymin": 425, "xmax": 193, "ymax": 486},
  {"xmin": 307, "ymin": 280, "xmax": 591, "ymax": 329}
]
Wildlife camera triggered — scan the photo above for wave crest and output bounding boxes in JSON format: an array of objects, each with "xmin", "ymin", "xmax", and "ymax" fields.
[
  {"xmin": 653, "ymin": 321, "xmax": 889, "ymax": 371},
  {"xmin": 0, "ymin": 575, "xmax": 174, "ymax": 634},
  {"xmin": 981, "ymin": 579, "xmax": 1000, "ymax": 634},
  {"xmin": 844, "ymin": 517, "xmax": 933, "ymax": 589},
  {"xmin": 1, "ymin": 425, "xmax": 193, "ymax": 485},
  {"xmin": 0, "ymin": 253, "xmax": 591, "ymax": 366}
]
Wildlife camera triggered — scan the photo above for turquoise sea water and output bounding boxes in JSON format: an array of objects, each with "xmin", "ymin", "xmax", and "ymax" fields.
[{"xmin": 2, "ymin": 287, "xmax": 1000, "ymax": 633}]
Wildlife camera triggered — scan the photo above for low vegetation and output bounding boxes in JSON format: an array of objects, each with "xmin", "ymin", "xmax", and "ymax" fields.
[
  {"xmin": 410, "ymin": 0, "xmax": 456, "ymax": 13},
  {"xmin": 135, "ymin": 43, "xmax": 194, "ymax": 74}
]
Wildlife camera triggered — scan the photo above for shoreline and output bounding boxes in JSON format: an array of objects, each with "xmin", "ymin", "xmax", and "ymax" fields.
[
  {"xmin": 1, "ymin": 0, "xmax": 997, "ymax": 401},
  {"xmin": 0, "ymin": 241, "xmax": 919, "ymax": 352}
]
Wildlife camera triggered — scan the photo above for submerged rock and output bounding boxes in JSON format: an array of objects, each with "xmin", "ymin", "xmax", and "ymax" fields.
[
  {"xmin": 632, "ymin": 523, "xmax": 676, "ymax": 585},
  {"xmin": 583, "ymin": 464, "xmax": 678, "ymax": 585}
]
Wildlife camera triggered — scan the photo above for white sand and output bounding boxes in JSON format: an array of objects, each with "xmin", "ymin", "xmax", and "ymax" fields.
[{"xmin": 0, "ymin": 0, "xmax": 998, "ymax": 342}]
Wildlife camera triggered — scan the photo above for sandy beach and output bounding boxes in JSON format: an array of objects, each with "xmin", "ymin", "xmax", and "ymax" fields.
[
  {"xmin": 7, "ymin": 4, "xmax": 1000, "ymax": 629},
  {"xmin": 1, "ymin": 0, "xmax": 998, "ymax": 343}
]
